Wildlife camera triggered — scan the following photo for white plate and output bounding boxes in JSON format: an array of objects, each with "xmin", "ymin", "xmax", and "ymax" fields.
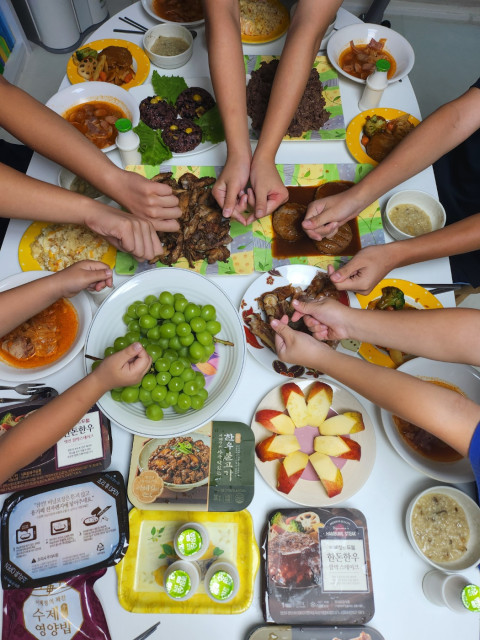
[
  {"xmin": 327, "ymin": 23, "xmax": 414, "ymax": 85},
  {"xmin": 130, "ymin": 76, "xmax": 220, "ymax": 157},
  {"xmin": 381, "ymin": 358, "xmax": 479, "ymax": 483},
  {"xmin": 240, "ymin": 265, "xmax": 353, "ymax": 379},
  {"xmin": 84, "ymin": 268, "xmax": 245, "ymax": 437},
  {"xmin": 45, "ymin": 82, "xmax": 140, "ymax": 154},
  {"xmin": 252, "ymin": 378, "xmax": 376, "ymax": 506},
  {"xmin": 140, "ymin": 0, "xmax": 205, "ymax": 28},
  {"xmin": 0, "ymin": 271, "xmax": 92, "ymax": 382}
]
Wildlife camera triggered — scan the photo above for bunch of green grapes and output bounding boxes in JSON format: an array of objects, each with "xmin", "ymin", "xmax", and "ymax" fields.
[{"xmin": 98, "ymin": 291, "xmax": 221, "ymax": 421}]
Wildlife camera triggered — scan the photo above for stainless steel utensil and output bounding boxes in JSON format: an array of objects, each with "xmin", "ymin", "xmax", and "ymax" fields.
[
  {"xmin": 132, "ymin": 621, "xmax": 160, "ymax": 640},
  {"xmin": 0, "ymin": 387, "xmax": 58, "ymax": 404},
  {"xmin": 0, "ymin": 383, "xmax": 46, "ymax": 395}
]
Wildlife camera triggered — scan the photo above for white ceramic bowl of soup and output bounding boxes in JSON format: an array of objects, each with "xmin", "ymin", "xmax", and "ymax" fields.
[
  {"xmin": 384, "ymin": 190, "xmax": 446, "ymax": 241},
  {"xmin": 0, "ymin": 271, "xmax": 92, "ymax": 382},
  {"xmin": 45, "ymin": 82, "xmax": 140, "ymax": 153},
  {"xmin": 143, "ymin": 24, "xmax": 193, "ymax": 69},
  {"xmin": 406, "ymin": 486, "xmax": 480, "ymax": 572},
  {"xmin": 327, "ymin": 23, "xmax": 414, "ymax": 85}
]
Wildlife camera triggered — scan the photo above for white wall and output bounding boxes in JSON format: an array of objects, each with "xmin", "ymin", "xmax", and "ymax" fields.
[{"xmin": 342, "ymin": 0, "xmax": 480, "ymax": 24}]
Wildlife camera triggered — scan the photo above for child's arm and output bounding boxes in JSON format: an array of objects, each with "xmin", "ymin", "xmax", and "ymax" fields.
[
  {"xmin": 289, "ymin": 298, "xmax": 480, "ymax": 366},
  {"xmin": 271, "ymin": 319, "xmax": 480, "ymax": 456},
  {"xmin": 0, "ymin": 342, "xmax": 151, "ymax": 485},
  {"xmin": 302, "ymin": 83, "xmax": 480, "ymax": 240},
  {"xmin": 0, "ymin": 261, "xmax": 112, "ymax": 337}
]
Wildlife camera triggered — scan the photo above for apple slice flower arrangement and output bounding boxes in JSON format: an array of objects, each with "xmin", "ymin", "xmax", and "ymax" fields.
[{"xmin": 254, "ymin": 381, "xmax": 365, "ymax": 500}]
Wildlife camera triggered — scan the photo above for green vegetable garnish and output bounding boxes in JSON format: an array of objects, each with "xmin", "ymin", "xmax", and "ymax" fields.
[
  {"xmin": 151, "ymin": 71, "xmax": 188, "ymax": 105},
  {"xmin": 195, "ymin": 104, "xmax": 225, "ymax": 144},
  {"xmin": 134, "ymin": 121, "xmax": 172, "ymax": 166},
  {"xmin": 75, "ymin": 47, "xmax": 98, "ymax": 61},
  {"xmin": 376, "ymin": 286, "xmax": 405, "ymax": 310}
]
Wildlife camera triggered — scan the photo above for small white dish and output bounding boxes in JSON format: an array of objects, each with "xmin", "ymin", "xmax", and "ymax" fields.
[
  {"xmin": 384, "ymin": 190, "xmax": 446, "ymax": 241},
  {"xmin": 143, "ymin": 24, "xmax": 193, "ymax": 69},
  {"xmin": 0, "ymin": 271, "xmax": 92, "ymax": 382},
  {"xmin": 406, "ymin": 486, "xmax": 480, "ymax": 572},
  {"xmin": 327, "ymin": 23, "xmax": 414, "ymax": 85},
  {"xmin": 45, "ymin": 82, "xmax": 140, "ymax": 153},
  {"xmin": 58, "ymin": 168, "xmax": 111, "ymax": 204},
  {"xmin": 140, "ymin": 0, "xmax": 204, "ymax": 27}
]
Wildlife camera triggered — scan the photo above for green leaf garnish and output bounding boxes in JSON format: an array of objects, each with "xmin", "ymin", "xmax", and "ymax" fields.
[
  {"xmin": 151, "ymin": 71, "xmax": 188, "ymax": 104},
  {"xmin": 195, "ymin": 104, "xmax": 225, "ymax": 144},
  {"xmin": 213, "ymin": 547, "xmax": 224, "ymax": 556},
  {"xmin": 173, "ymin": 441, "xmax": 194, "ymax": 455},
  {"xmin": 134, "ymin": 121, "xmax": 172, "ymax": 165}
]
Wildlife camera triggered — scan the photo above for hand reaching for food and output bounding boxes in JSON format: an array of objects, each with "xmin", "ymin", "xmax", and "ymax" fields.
[
  {"xmin": 113, "ymin": 170, "xmax": 181, "ymax": 231},
  {"xmin": 289, "ymin": 298, "xmax": 352, "ymax": 342},
  {"xmin": 248, "ymin": 159, "xmax": 289, "ymax": 222},
  {"xmin": 54, "ymin": 260, "xmax": 113, "ymax": 297},
  {"xmin": 271, "ymin": 315, "xmax": 330, "ymax": 370},
  {"xmin": 328, "ymin": 245, "xmax": 398, "ymax": 294},
  {"xmin": 212, "ymin": 154, "xmax": 251, "ymax": 224},
  {"xmin": 302, "ymin": 191, "xmax": 362, "ymax": 241},
  {"xmin": 93, "ymin": 342, "xmax": 152, "ymax": 391}
]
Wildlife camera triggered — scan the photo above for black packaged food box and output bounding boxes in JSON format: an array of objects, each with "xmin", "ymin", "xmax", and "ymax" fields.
[
  {"xmin": 262, "ymin": 508, "xmax": 374, "ymax": 625},
  {"xmin": 247, "ymin": 625, "xmax": 385, "ymax": 640}
]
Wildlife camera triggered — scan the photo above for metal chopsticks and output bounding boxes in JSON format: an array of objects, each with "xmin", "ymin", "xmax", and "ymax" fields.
[
  {"xmin": 132, "ymin": 621, "xmax": 161, "ymax": 640},
  {"xmin": 417, "ymin": 283, "xmax": 466, "ymax": 295},
  {"xmin": 116, "ymin": 16, "xmax": 148, "ymax": 33}
]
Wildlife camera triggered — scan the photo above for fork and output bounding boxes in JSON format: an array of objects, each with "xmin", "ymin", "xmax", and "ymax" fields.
[{"xmin": 0, "ymin": 383, "xmax": 45, "ymax": 395}]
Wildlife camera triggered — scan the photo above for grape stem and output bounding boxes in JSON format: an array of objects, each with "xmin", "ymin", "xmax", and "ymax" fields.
[
  {"xmin": 213, "ymin": 337, "xmax": 234, "ymax": 347},
  {"xmin": 85, "ymin": 353, "xmax": 102, "ymax": 361}
]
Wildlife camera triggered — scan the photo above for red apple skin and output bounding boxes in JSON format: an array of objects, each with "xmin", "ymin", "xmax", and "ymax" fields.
[
  {"xmin": 321, "ymin": 477, "xmax": 343, "ymax": 499},
  {"xmin": 337, "ymin": 436, "xmax": 361, "ymax": 461},
  {"xmin": 277, "ymin": 463, "xmax": 304, "ymax": 494},
  {"xmin": 255, "ymin": 409, "xmax": 295, "ymax": 435},
  {"xmin": 255, "ymin": 435, "xmax": 284, "ymax": 462},
  {"xmin": 281, "ymin": 382, "xmax": 305, "ymax": 406}
]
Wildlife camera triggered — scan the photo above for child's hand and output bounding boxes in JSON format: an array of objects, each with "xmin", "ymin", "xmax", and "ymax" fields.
[
  {"xmin": 290, "ymin": 298, "xmax": 351, "ymax": 342},
  {"xmin": 93, "ymin": 342, "xmax": 152, "ymax": 390},
  {"xmin": 271, "ymin": 316, "xmax": 330, "ymax": 368},
  {"xmin": 54, "ymin": 260, "xmax": 113, "ymax": 298}
]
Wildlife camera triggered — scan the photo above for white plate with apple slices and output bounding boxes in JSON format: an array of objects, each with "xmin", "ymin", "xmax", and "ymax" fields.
[{"xmin": 252, "ymin": 378, "xmax": 376, "ymax": 506}]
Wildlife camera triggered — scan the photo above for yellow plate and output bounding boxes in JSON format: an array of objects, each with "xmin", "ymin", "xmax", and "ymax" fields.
[
  {"xmin": 18, "ymin": 221, "xmax": 117, "ymax": 272},
  {"xmin": 116, "ymin": 508, "xmax": 260, "ymax": 614},
  {"xmin": 241, "ymin": 0, "xmax": 290, "ymax": 44},
  {"xmin": 346, "ymin": 108, "xmax": 420, "ymax": 167},
  {"xmin": 356, "ymin": 278, "xmax": 443, "ymax": 368},
  {"xmin": 67, "ymin": 38, "xmax": 150, "ymax": 90}
]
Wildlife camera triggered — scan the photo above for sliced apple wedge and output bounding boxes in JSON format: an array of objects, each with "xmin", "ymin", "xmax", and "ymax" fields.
[
  {"xmin": 314, "ymin": 435, "xmax": 361, "ymax": 461},
  {"xmin": 319, "ymin": 411, "xmax": 365, "ymax": 435},
  {"xmin": 255, "ymin": 409, "xmax": 295, "ymax": 435},
  {"xmin": 306, "ymin": 381, "xmax": 333, "ymax": 426},
  {"xmin": 277, "ymin": 450, "xmax": 309, "ymax": 494},
  {"xmin": 309, "ymin": 451, "xmax": 343, "ymax": 498},
  {"xmin": 255, "ymin": 434, "xmax": 301, "ymax": 462},
  {"xmin": 281, "ymin": 382, "xmax": 308, "ymax": 428}
]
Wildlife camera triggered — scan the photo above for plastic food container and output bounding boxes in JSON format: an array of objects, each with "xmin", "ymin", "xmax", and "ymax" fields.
[
  {"xmin": 174, "ymin": 522, "xmax": 209, "ymax": 561},
  {"xmin": 204, "ymin": 560, "xmax": 240, "ymax": 603},
  {"xmin": 423, "ymin": 569, "xmax": 480, "ymax": 612},
  {"xmin": 163, "ymin": 560, "xmax": 200, "ymax": 601}
]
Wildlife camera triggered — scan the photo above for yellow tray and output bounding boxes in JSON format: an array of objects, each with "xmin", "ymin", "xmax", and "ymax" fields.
[
  {"xmin": 18, "ymin": 221, "xmax": 117, "ymax": 271},
  {"xmin": 116, "ymin": 508, "xmax": 259, "ymax": 614}
]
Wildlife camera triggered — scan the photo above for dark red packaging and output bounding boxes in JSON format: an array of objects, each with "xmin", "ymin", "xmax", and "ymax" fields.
[{"xmin": 1, "ymin": 569, "xmax": 111, "ymax": 639}]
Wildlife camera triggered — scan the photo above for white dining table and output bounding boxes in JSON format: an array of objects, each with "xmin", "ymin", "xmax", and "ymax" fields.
[{"xmin": 1, "ymin": 3, "xmax": 478, "ymax": 640}]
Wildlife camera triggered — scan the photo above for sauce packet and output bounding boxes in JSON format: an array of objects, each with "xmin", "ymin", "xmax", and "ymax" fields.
[
  {"xmin": 1, "ymin": 569, "xmax": 111, "ymax": 640},
  {"xmin": 0, "ymin": 401, "xmax": 112, "ymax": 494},
  {"xmin": 1, "ymin": 471, "xmax": 129, "ymax": 589}
]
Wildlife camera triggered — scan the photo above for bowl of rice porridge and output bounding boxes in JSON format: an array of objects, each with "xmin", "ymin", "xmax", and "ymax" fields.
[
  {"xmin": 384, "ymin": 190, "xmax": 446, "ymax": 241},
  {"xmin": 406, "ymin": 485, "xmax": 480, "ymax": 571}
]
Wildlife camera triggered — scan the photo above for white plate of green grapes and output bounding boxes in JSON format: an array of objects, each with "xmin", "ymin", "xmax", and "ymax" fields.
[{"xmin": 84, "ymin": 268, "xmax": 246, "ymax": 437}]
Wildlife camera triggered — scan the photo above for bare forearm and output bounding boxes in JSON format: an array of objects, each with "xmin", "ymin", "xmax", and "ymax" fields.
[
  {"xmin": 345, "ymin": 88, "xmax": 480, "ymax": 214},
  {"xmin": 308, "ymin": 347, "xmax": 479, "ymax": 456},
  {"xmin": 342, "ymin": 307, "xmax": 480, "ymax": 365},
  {"xmin": 0, "ymin": 274, "xmax": 66, "ymax": 335},
  {"xmin": 204, "ymin": 0, "xmax": 251, "ymax": 159},
  {"xmin": 255, "ymin": 0, "xmax": 340, "ymax": 160},
  {"xmin": 0, "ymin": 372, "xmax": 108, "ymax": 484}
]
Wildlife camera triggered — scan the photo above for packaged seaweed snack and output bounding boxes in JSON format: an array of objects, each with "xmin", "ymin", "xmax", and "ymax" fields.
[
  {"xmin": 0, "ymin": 401, "xmax": 112, "ymax": 494},
  {"xmin": 263, "ymin": 507, "xmax": 375, "ymax": 625},
  {"xmin": 1, "ymin": 569, "xmax": 111, "ymax": 640},
  {"xmin": 1, "ymin": 471, "xmax": 129, "ymax": 589}
]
